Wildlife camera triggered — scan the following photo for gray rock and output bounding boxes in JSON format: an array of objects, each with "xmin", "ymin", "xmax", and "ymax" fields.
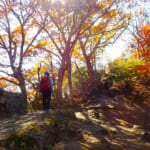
[{"xmin": 0, "ymin": 88, "xmax": 26, "ymax": 116}]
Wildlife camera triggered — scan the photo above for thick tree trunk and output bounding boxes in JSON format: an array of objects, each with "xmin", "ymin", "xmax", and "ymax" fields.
[
  {"xmin": 14, "ymin": 71, "xmax": 27, "ymax": 113},
  {"xmin": 67, "ymin": 57, "xmax": 73, "ymax": 101},
  {"xmin": 19, "ymin": 80, "xmax": 27, "ymax": 113},
  {"xmin": 56, "ymin": 64, "xmax": 66, "ymax": 101},
  {"xmin": 19, "ymin": 78, "xmax": 27, "ymax": 104}
]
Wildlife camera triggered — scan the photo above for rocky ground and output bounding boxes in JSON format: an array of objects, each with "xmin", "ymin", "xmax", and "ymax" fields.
[{"xmin": 0, "ymin": 94, "xmax": 150, "ymax": 150}]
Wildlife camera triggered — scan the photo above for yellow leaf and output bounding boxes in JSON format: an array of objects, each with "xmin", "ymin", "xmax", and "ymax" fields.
[
  {"xmin": 19, "ymin": 119, "xmax": 24, "ymax": 122},
  {"xmin": 44, "ymin": 119, "xmax": 56, "ymax": 124}
]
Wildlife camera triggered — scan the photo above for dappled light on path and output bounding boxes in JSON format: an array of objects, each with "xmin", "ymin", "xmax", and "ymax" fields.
[
  {"xmin": 75, "ymin": 112, "xmax": 87, "ymax": 120},
  {"xmin": 0, "ymin": 95, "xmax": 150, "ymax": 150},
  {"xmin": 74, "ymin": 95, "xmax": 150, "ymax": 150},
  {"xmin": 0, "ymin": 110, "xmax": 50, "ymax": 140}
]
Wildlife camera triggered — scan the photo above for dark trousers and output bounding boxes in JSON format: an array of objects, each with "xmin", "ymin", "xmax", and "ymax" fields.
[{"xmin": 42, "ymin": 90, "xmax": 51, "ymax": 110}]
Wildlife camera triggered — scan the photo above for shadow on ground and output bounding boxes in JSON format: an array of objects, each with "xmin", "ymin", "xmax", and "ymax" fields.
[
  {"xmin": 0, "ymin": 95, "xmax": 150, "ymax": 150},
  {"xmin": 74, "ymin": 95, "xmax": 150, "ymax": 150}
]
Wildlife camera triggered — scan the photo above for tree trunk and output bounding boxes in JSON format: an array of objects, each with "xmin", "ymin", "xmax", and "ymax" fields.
[
  {"xmin": 56, "ymin": 64, "xmax": 66, "ymax": 101},
  {"xmin": 86, "ymin": 56, "xmax": 95, "ymax": 84},
  {"xmin": 14, "ymin": 70, "xmax": 27, "ymax": 113},
  {"xmin": 80, "ymin": 41, "xmax": 95, "ymax": 84},
  {"xmin": 19, "ymin": 78, "xmax": 27, "ymax": 108},
  {"xmin": 67, "ymin": 57, "xmax": 73, "ymax": 101}
]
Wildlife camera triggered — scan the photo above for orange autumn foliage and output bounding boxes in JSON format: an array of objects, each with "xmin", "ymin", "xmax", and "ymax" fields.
[
  {"xmin": 132, "ymin": 63, "xmax": 150, "ymax": 78},
  {"xmin": 132, "ymin": 24, "xmax": 150, "ymax": 78},
  {"xmin": 136, "ymin": 24, "xmax": 150, "ymax": 59}
]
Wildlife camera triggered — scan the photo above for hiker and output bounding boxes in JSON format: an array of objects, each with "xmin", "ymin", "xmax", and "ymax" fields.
[{"xmin": 39, "ymin": 72, "xmax": 53, "ymax": 111}]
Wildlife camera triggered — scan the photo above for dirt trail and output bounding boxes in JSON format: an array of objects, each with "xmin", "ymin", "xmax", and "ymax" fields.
[
  {"xmin": 74, "ymin": 95, "xmax": 150, "ymax": 150},
  {"xmin": 0, "ymin": 95, "xmax": 150, "ymax": 150}
]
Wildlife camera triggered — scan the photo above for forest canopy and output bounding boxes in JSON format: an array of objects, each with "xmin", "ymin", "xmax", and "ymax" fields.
[{"xmin": 0, "ymin": 0, "xmax": 150, "ymax": 105}]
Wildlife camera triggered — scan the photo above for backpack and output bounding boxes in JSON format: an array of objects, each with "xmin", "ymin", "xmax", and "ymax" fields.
[{"xmin": 40, "ymin": 76, "xmax": 51, "ymax": 90}]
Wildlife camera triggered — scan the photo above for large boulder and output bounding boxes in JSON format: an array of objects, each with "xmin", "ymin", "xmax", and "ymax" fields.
[{"xmin": 0, "ymin": 87, "xmax": 26, "ymax": 116}]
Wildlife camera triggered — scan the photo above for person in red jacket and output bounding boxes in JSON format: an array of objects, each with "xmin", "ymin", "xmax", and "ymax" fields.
[{"xmin": 40, "ymin": 72, "xmax": 53, "ymax": 111}]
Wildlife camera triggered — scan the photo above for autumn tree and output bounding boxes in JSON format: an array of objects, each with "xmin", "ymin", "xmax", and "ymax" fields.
[
  {"xmin": 125, "ymin": 3, "xmax": 150, "ymax": 81},
  {"xmin": 79, "ymin": 5, "xmax": 130, "ymax": 84},
  {"xmin": 36, "ymin": 0, "xmax": 130, "ymax": 100},
  {"xmin": 130, "ymin": 23, "xmax": 150, "ymax": 81},
  {"xmin": 0, "ymin": 0, "xmax": 47, "ymax": 106}
]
